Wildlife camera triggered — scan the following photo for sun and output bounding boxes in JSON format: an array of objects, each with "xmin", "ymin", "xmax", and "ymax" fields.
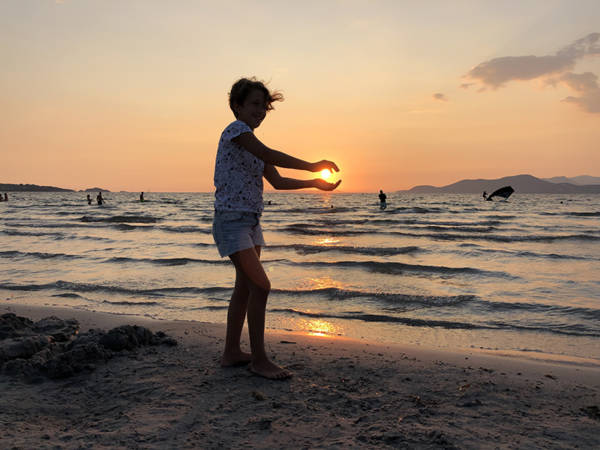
[{"xmin": 320, "ymin": 169, "xmax": 332, "ymax": 180}]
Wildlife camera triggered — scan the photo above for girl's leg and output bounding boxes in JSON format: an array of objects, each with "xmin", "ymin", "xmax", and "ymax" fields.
[
  {"xmin": 221, "ymin": 264, "xmax": 252, "ymax": 367},
  {"xmin": 229, "ymin": 246, "xmax": 292, "ymax": 380}
]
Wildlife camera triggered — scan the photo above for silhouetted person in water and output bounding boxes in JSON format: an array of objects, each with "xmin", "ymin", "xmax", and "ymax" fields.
[
  {"xmin": 379, "ymin": 190, "xmax": 387, "ymax": 210},
  {"xmin": 483, "ymin": 191, "xmax": 487, "ymax": 200},
  {"xmin": 140, "ymin": 192, "xmax": 144, "ymax": 202},
  {"xmin": 87, "ymin": 194, "xmax": 92, "ymax": 205},
  {"xmin": 96, "ymin": 192, "xmax": 104, "ymax": 205}
]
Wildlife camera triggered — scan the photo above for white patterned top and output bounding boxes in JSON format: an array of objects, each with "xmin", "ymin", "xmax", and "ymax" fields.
[{"xmin": 213, "ymin": 120, "xmax": 265, "ymax": 213}]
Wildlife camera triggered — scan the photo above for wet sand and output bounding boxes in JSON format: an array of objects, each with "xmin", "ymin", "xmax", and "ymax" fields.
[{"xmin": 1, "ymin": 303, "xmax": 599, "ymax": 449}]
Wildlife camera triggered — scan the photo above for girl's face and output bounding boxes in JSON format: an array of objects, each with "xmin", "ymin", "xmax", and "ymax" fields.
[{"xmin": 234, "ymin": 89, "xmax": 268, "ymax": 129}]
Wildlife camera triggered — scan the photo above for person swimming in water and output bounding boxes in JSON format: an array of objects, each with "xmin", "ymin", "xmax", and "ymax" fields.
[
  {"xmin": 379, "ymin": 190, "xmax": 387, "ymax": 210},
  {"xmin": 140, "ymin": 192, "xmax": 144, "ymax": 202},
  {"xmin": 87, "ymin": 194, "xmax": 92, "ymax": 205},
  {"xmin": 96, "ymin": 192, "xmax": 104, "ymax": 205}
]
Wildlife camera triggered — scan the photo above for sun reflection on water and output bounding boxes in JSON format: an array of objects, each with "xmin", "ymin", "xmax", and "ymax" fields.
[
  {"xmin": 316, "ymin": 237, "xmax": 340, "ymax": 246},
  {"xmin": 299, "ymin": 318, "xmax": 342, "ymax": 337},
  {"xmin": 301, "ymin": 275, "xmax": 346, "ymax": 291}
]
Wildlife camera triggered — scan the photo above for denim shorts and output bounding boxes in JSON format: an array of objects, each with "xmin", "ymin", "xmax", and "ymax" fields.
[{"xmin": 212, "ymin": 210, "xmax": 266, "ymax": 257}]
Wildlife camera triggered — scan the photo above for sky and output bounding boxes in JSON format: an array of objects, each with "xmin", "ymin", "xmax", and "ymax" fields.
[{"xmin": 1, "ymin": 0, "xmax": 599, "ymax": 193}]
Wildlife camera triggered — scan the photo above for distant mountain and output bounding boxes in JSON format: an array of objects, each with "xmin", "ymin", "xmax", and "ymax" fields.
[
  {"xmin": 81, "ymin": 187, "xmax": 111, "ymax": 192},
  {"xmin": 0, "ymin": 183, "xmax": 74, "ymax": 192},
  {"xmin": 543, "ymin": 175, "xmax": 600, "ymax": 185},
  {"xmin": 0, "ymin": 183, "xmax": 112, "ymax": 192},
  {"xmin": 405, "ymin": 174, "xmax": 600, "ymax": 194}
]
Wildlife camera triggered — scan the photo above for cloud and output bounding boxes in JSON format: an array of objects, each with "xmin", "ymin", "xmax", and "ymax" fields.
[
  {"xmin": 560, "ymin": 71, "xmax": 598, "ymax": 92},
  {"xmin": 433, "ymin": 93, "xmax": 448, "ymax": 101},
  {"xmin": 562, "ymin": 92, "xmax": 600, "ymax": 113},
  {"xmin": 466, "ymin": 33, "xmax": 599, "ymax": 89},
  {"xmin": 561, "ymin": 75, "xmax": 600, "ymax": 113},
  {"xmin": 465, "ymin": 33, "xmax": 600, "ymax": 113}
]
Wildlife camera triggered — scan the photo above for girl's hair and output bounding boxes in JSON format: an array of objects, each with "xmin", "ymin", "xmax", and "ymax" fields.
[{"xmin": 229, "ymin": 77, "xmax": 284, "ymax": 117}]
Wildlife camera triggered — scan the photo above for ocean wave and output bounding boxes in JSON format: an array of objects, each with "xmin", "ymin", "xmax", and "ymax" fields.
[
  {"xmin": 280, "ymin": 217, "xmax": 506, "ymax": 229},
  {"xmin": 81, "ymin": 215, "xmax": 159, "ymax": 223},
  {"xmin": 484, "ymin": 321, "xmax": 600, "ymax": 337},
  {"xmin": 104, "ymin": 256, "xmax": 231, "ymax": 266},
  {"xmin": 540, "ymin": 211, "xmax": 600, "ymax": 217},
  {"xmin": 160, "ymin": 225, "xmax": 211, "ymax": 233},
  {"xmin": 0, "ymin": 250, "xmax": 84, "ymax": 260},
  {"xmin": 484, "ymin": 215, "xmax": 517, "ymax": 220},
  {"xmin": 51, "ymin": 293, "xmax": 84, "ymax": 298},
  {"xmin": 188, "ymin": 305, "xmax": 228, "ymax": 311},
  {"xmin": 460, "ymin": 247, "xmax": 597, "ymax": 261},
  {"xmin": 268, "ymin": 243, "xmax": 422, "ymax": 256},
  {"xmin": 388, "ymin": 206, "xmax": 444, "ymax": 214},
  {"xmin": 101, "ymin": 299, "xmax": 161, "ymax": 306},
  {"xmin": 272, "ymin": 288, "xmax": 600, "ymax": 322},
  {"xmin": 92, "ymin": 254, "xmax": 513, "ymax": 277},
  {"xmin": 418, "ymin": 225, "xmax": 496, "ymax": 233},
  {"xmin": 566, "ymin": 212, "xmax": 600, "ymax": 217},
  {"xmin": 0, "ymin": 281, "xmax": 233, "ymax": 297},
  {"xmin": 275, "ymin": 224, "xmax": 599, "ymax": 242},
  {"xmin": 277, "ymin": 207, "xmax": 353, "ymax": 214},
  {"xmin": 6, "ymin": 221, "xmax": 96, "ymax": 229},
  {"xmin": 271, "ymin": 308, "xmax": 483, "ymax": 329},
  {"xmin": 111, "ymin": 223, "xmax": 154, "ymax": 231},
  {"xmin": 271, "ymin": 308, "xmax": 600, "ymax": 336},
  {"xmin": 365, "ymin": 219, "xmax": 505, "ymax": 227},
  {"xmin": 1, "ymin": 228, "xmax": 117, "ymax": 242},
  {"xmin": 286, "ymin": 260, "xmax": 513, "ymax": 278},
  {"xmin": 0, "ymin": 281, "xmax": 476, "ymax": 307},
  {"xmin": 2, "ymin": 229, "xmax": 66, "ymax": 238},
  {"xmin": 267, "ymin": 218, "xmax": 370, "ymax": 226},
  {"xmin": 279, "ymin": 225, "xmax": 367, "ymax": 236},
  {"xmin": 385, "ymin": 230, "xmax": 599, "ymax": 243},
  {"xmin": 271, "ymin": 287, "xmax": 475, "ymax": 307},
  {"xmin": 5, "ymin": 281, "xmax": 599, "ymax": 325},
  {"xmin": 479, "ymin": 299, "xmax": 600, "ymax": 321}
]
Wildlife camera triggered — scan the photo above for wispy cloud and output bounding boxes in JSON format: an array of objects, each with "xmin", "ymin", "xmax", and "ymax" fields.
[
  {"xmin": 433, "ymin": 93, "xmax": 447, "ymax": 102},
  {"xmin": 559, "ymin": 71, "xmax": 598, "ymax": 92},
  {"xmin": 562, "ymin": 86, "xmax": 600, "ymax": 114},
  {"xmin": 465, "ymin": 33, "xmax": 600, "ymax": 114}
]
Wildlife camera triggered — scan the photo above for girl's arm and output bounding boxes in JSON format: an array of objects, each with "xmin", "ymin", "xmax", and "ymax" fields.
[
  {"xmin": 233, "ymin": 132, "xmax": 338, "ymax": 174},
  {"xmin": 264, "ymin": 165, "xmax": 341, "ymax": 191}
]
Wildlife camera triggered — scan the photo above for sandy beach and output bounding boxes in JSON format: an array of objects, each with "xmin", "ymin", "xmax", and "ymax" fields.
[{"xmin": 1, "ymin": 303, "xmax": 599, "ymax": 449}]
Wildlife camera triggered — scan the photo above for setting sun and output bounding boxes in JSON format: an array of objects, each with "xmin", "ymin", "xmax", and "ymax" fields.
[{"xmin": 321, "ymin": 169, "xmax": 332, "ymax": 180}]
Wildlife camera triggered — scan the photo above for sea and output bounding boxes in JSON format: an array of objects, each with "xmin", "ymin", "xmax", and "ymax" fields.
[{"xmin": 1, "ymin": 192, "xmax": 599, "ymax": 365}]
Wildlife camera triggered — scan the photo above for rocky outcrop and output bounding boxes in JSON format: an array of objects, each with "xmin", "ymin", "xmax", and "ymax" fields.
[{"xmin": 0, "ymin": 313, "xmax": 176, "ymax": 381}]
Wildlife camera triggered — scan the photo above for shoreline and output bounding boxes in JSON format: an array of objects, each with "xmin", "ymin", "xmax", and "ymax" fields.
[
  {"xmin": 2, "ymin": 302, "xmax": 599, "ymax": 448},
  {"xmin": 4, "ymin": 301, "xmax": 600, "ymax": 371}
]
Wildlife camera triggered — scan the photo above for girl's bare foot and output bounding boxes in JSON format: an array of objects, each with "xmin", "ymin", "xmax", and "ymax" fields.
[
  {"xmin": 221, "ymin": 350, "xmax": 252, "ymax": 367},
  {"xmin": 249, "ymin": 359, "xmax": 293, "ymax": 380}
]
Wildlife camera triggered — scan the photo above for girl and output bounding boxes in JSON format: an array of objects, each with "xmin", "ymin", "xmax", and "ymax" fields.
[{"xmin": 212, "ymin": 77, "xmax": 341, "ymax": 380}]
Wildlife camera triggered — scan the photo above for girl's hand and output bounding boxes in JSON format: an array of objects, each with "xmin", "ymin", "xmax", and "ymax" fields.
[
  {"xmin": 314, "ymin": 179, "xmax": 342, "ymax": 191},
  {"xmin": 311, "ymin": 160, "xmax": 339, "ymax": 173}
]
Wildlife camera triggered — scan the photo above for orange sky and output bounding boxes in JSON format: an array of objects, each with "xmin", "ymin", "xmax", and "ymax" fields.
[{"xmin": 1, "ymin": 1, "xmax": 599, "ymax": 192}]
